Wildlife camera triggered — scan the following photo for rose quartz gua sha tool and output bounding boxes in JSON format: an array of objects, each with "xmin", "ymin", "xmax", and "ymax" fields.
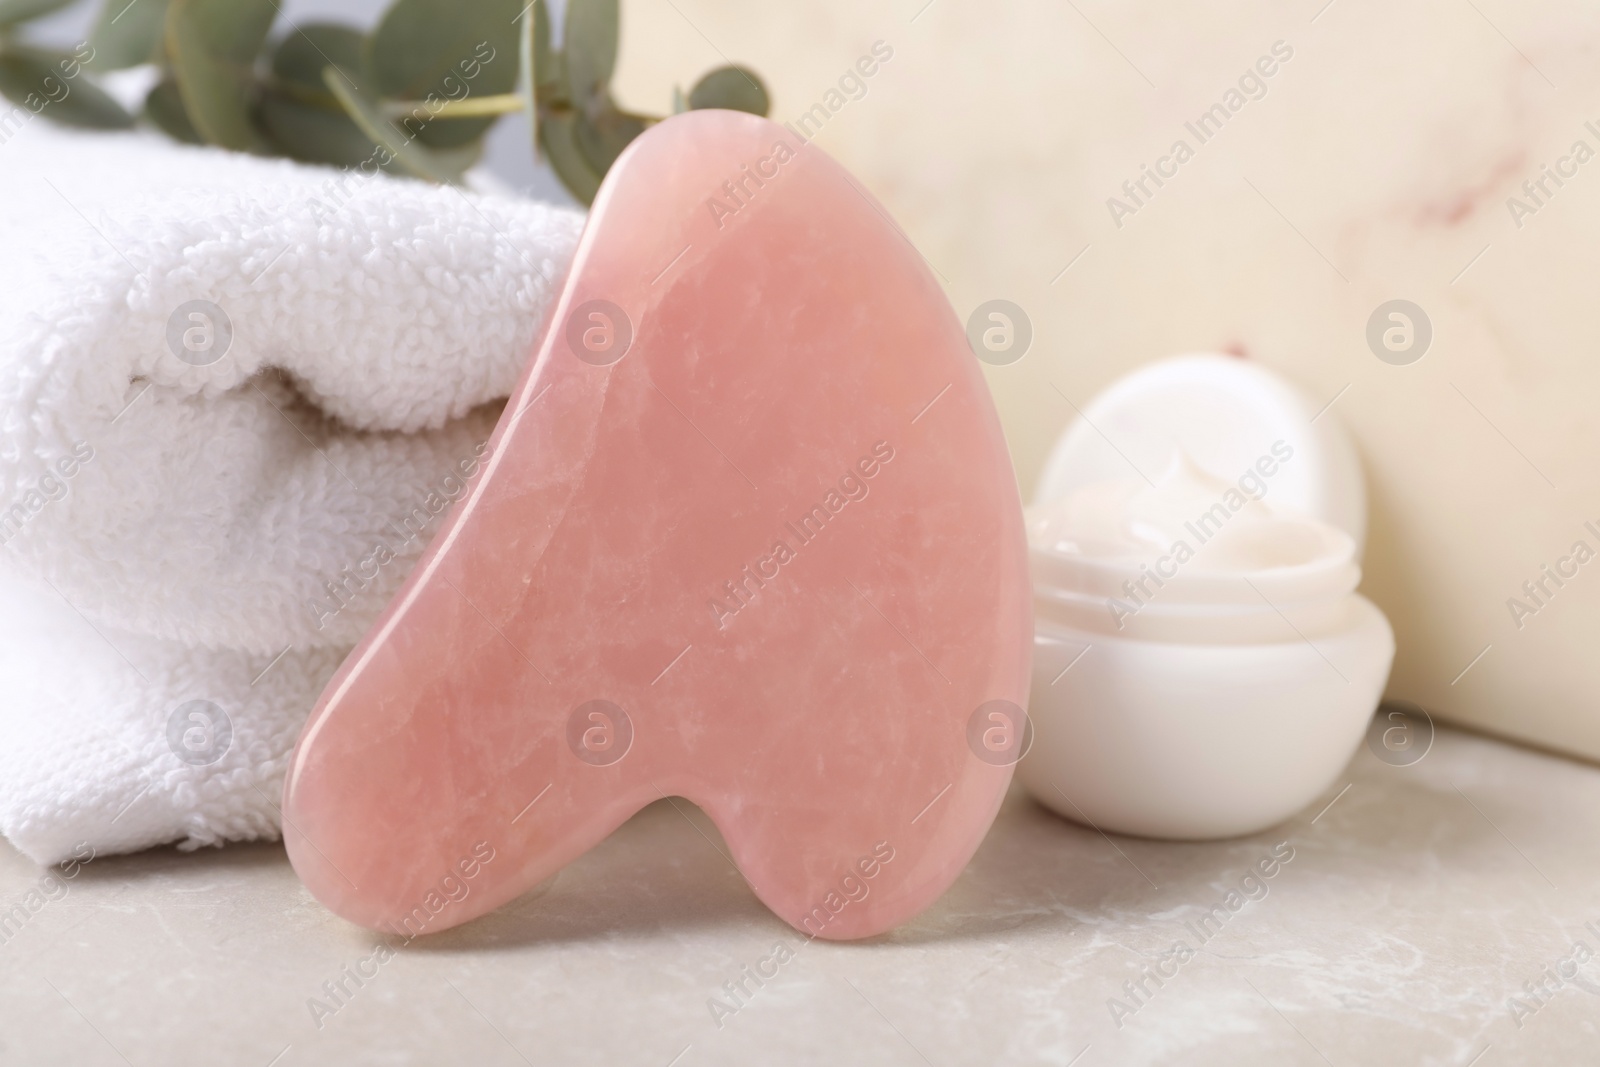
[{"xmin": 282, "ymin": 109, "xmax": 1031, "ymax": 940}]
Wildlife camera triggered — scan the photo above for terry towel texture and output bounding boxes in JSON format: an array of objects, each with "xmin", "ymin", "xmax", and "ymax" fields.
[{"xmin": 0, "ymin": 121, "xmax": 584, "ymax": 865}]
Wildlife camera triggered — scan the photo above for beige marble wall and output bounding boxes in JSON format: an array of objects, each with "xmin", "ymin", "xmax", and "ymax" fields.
[{"xmin": 617, "ymin": 0, "xmax": 1600, "ymax": 761}]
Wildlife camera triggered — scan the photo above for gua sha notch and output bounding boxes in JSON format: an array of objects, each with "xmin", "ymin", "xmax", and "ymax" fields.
[{"xmin": 281, "ymin": 110, "xmax": 1031, "ymax": 940}]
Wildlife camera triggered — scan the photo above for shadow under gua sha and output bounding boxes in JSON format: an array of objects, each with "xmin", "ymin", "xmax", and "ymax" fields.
[{"xmin": 281, "ymin": 109, "xmax": 1032, "ymax": 941}]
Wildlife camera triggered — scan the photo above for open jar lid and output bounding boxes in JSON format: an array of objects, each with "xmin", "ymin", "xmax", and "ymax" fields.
[{"xmin": 1033, "ymin": 354, "xmax": 1367, "ymax": 555}]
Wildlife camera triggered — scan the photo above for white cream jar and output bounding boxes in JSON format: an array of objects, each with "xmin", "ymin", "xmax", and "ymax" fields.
[{"xmin": 1017, "ymin": 450, "xmax": 1395, "ymax": 839}]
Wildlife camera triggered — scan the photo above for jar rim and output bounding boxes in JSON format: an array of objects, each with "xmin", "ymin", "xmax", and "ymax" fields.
[{"xmin": 1029, "ymin": 522, "xmax": 1359, "ymax": 609}]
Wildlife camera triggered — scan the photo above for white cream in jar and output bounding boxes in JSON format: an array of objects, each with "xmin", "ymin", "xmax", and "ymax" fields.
[{"xmin": 1018, "ymin": 450, "xmax": 1394, "ymax": 839}]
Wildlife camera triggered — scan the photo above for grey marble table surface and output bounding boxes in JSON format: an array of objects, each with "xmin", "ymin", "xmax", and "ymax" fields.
[{"xmin": 0, "ymin": 723, "xmax": 1590, "ymax": 1066}]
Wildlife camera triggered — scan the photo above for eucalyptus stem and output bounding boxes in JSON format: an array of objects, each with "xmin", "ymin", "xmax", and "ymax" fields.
[{"xmin": 380, "ymin": 92, "xmax": 524, "ymax": 120}]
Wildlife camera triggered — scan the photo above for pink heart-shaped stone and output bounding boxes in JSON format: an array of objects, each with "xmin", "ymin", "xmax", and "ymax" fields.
[{"xmin": 282, "ymin": 110, "xmax": 1031, "ymax": 940}]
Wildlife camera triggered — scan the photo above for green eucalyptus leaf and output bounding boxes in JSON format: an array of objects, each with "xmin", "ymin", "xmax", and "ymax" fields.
[
  {"xmin": 563, "ymin": 0, "xmax": 616, "ymax": 105},
  {"xmin": 89, "ymin": 0, "xmax": 170, "ymax": 70},
  {"xmin": 671, "ymin": 84, "xmax": 686, "ymax": 114},
  {"xmin": 271, "ymin": 22, "xmax": 364, "ymax": 99},
  {"xmin": 165, "ymin": 0, "xmax": 277, "ymax": 150},
  {"xmin": 687, "ymin": 65, "xmax": 768, "ymax": 115},
  {"xmin": 539, "ymin": 109, "xmax": 601, "ymax": 205},
  {"xmin": 262, "ymin": 22, "xmax": 378, "ymax": 166},
  {"xmin": 144, "ymin": 75, "xmax": 201, "ymax": 141},
  {"xmin": 258, "ymin": 90, "xmax": 381, "ymax": 167},
  {"xmin": 0, "ymin": 49, "xmax": 135, "ymax": 128},
  {"xmin": 426, "ymin": 137, "xmax": 482, "ymax": 177},
  {"xmin": 528, "ymin": 0, "xmax": 563, "ymax": 102},
  {"xmin": 0, "ymin": 0, "xmax": 75, "ymax": 27},
  {"xmin": 433, "ymin": 137, "xmax": 483, "ymax": 174},
  {"xmin": 322, "ymin": 64, "xmax": 474, "ymax": 183},
  {"xmin": 573, "ymin": 103, "xmax": 644, "ymax": 175},
  {"xmin": 366, "ymin": 0, "xmax": 520, "ymax": 149}
]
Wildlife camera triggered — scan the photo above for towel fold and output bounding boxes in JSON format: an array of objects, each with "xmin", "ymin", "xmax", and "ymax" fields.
[{"xmin": 0, "ymin": 119, "xmax": 583, "ymax": 864}]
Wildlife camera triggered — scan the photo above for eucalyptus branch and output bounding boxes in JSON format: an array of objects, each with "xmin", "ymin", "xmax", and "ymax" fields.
[{"xmin": 0, "ymin": 0, "xmax": 770, "ymax": 205}]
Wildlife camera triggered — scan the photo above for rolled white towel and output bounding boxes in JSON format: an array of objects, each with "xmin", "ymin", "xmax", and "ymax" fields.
[{"xmin": 0, "ymin": 118, "xmax": 583, "ymax": 865}]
